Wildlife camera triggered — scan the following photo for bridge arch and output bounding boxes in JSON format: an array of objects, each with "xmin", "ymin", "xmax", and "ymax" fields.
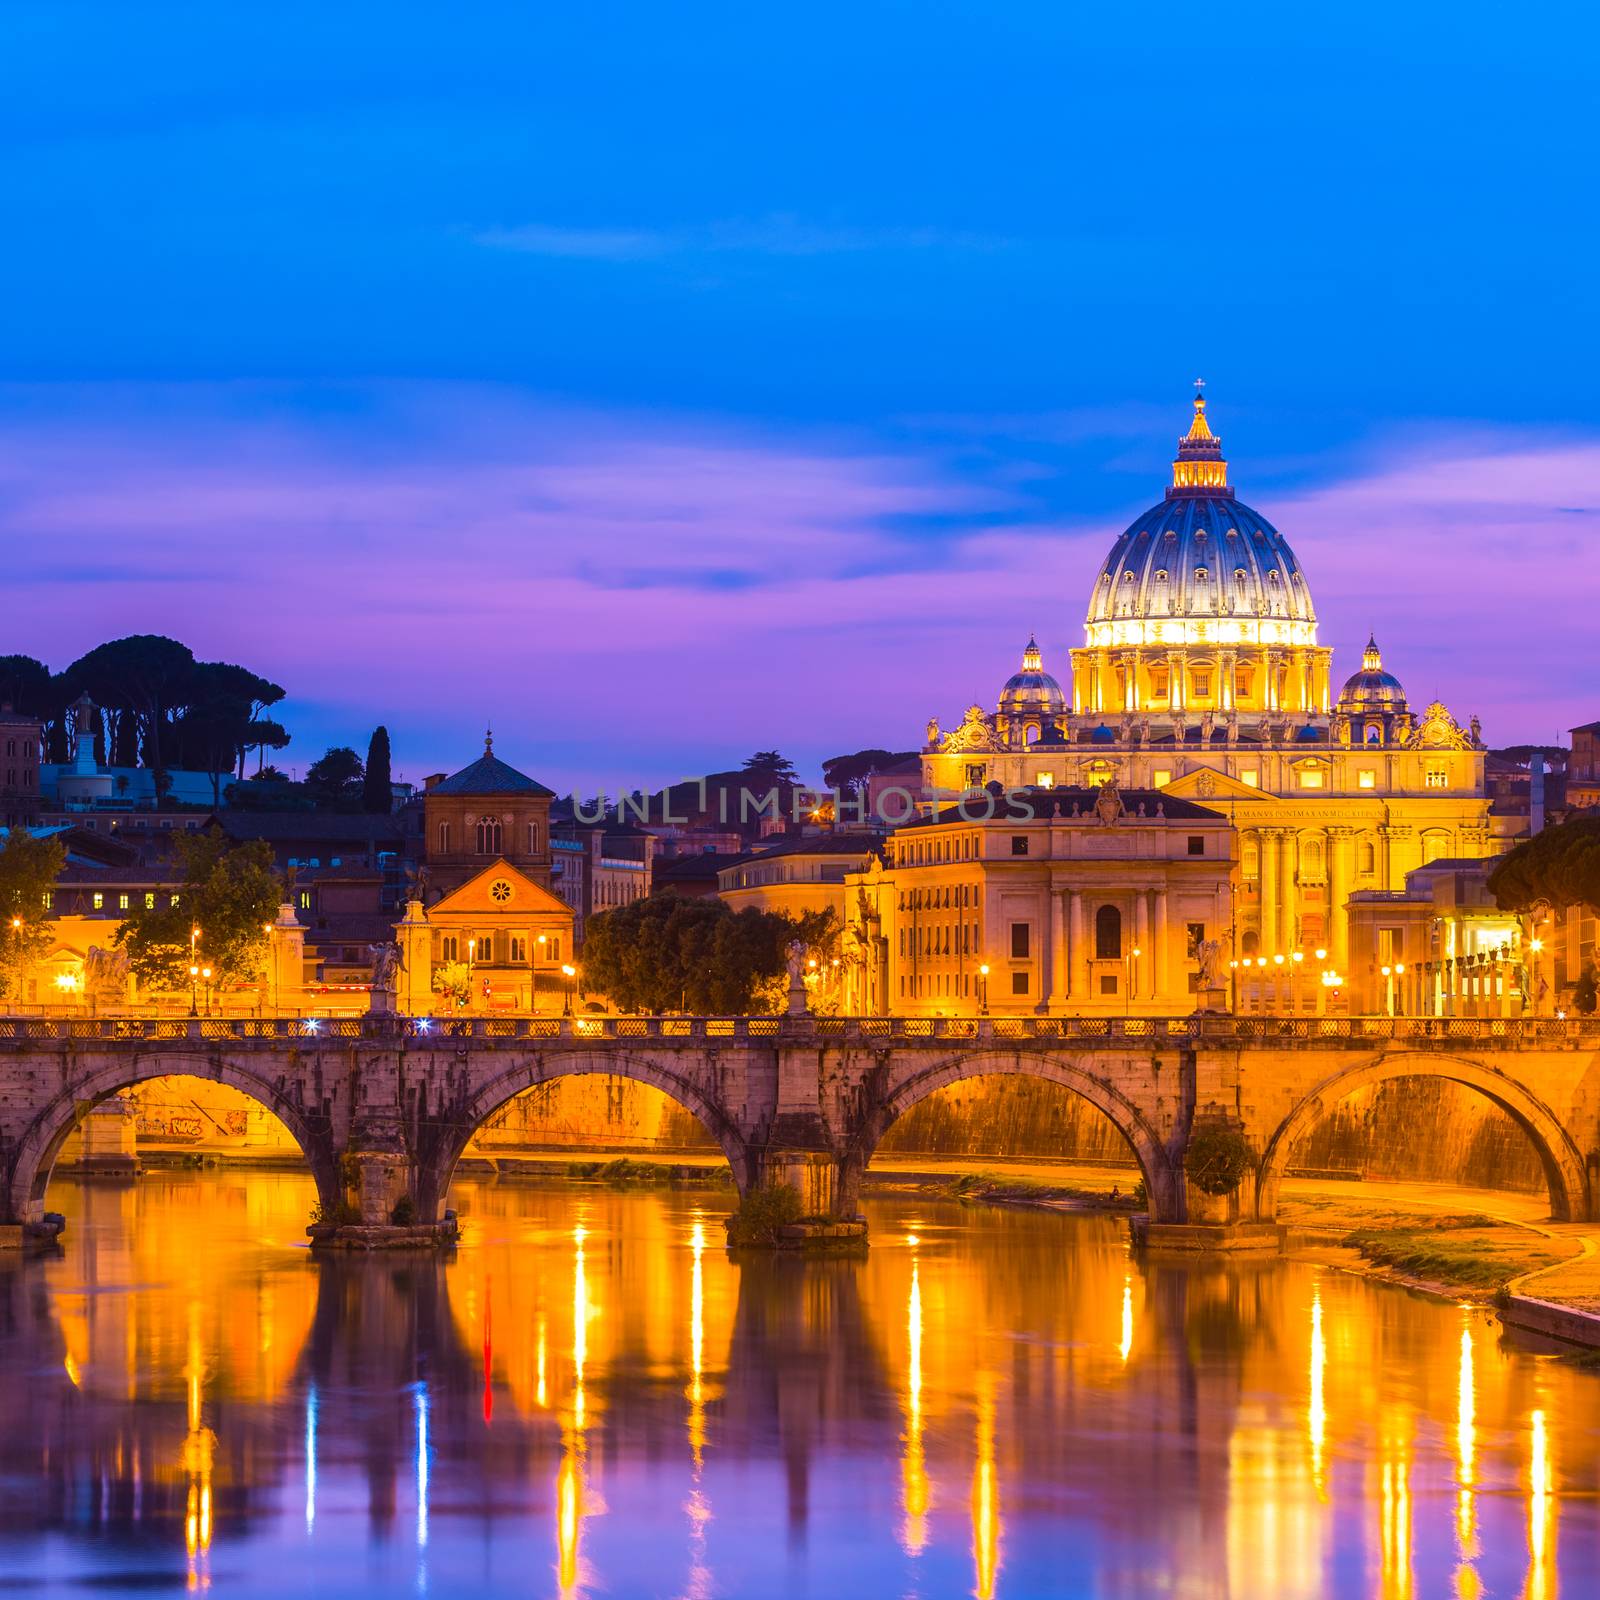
[
  {"xmin": 5, "ymin": 1052, "xmax": 340, "ymax": 1224},
  {"xmin": 849, "ymin": 1049, "xmax": 1183, "ymax": 1223},
  {"xmin": 419, "ymin": 1049, "xmax": 754, "ymax": 1219},
  {"xmin": 1256, "ymin": 1052, "xmax": 1592, "ymax": 1223}
]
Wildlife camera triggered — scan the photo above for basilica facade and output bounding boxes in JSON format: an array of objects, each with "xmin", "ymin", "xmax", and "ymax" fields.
[{"xmin": 916, "ymin": 392, "xmax": 1493, "ymax": 980}]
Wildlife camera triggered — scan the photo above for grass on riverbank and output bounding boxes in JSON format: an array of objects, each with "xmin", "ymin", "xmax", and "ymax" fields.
[
  {"xmin": 560, "ymin": 1157, "xmax": 733, "ymax": 1188},
  {"xmin": 940, "ymin": 1171, "xmax": 1143, "ymax": 1210},
  {"xmin": 1279, "ymin": 1193, "xmax": 1577, "ymax": 1293}
]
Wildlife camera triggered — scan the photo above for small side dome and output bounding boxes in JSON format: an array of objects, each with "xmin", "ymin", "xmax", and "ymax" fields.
[
  {"xmin": 998, "ymin": 634, "xmax": 1066, "ymax": 717},
  {"xmin": 1336, "ymin": 634, "xmax": 1408, "ymax": 712}
]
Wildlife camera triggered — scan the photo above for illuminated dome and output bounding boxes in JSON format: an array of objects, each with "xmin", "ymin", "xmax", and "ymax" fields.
[
  {"xmin": 998, "ymin": 636, "xmax": 1066, "ymax": 717},
  {"xmin": 1083, "ymin": 392, "xmax": 1317, "ymax": 650},
  {"xmin": 1336, "ymin": 635, "xmax": 1407, "ymax": 712}
]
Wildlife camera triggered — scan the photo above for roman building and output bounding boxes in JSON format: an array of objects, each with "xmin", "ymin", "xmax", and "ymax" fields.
[{"xmin": 918, "ymin": 391, "xmax": 1493, "ymax": 979}]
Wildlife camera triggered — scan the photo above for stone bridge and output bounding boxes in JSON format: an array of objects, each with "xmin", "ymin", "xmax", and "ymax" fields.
[{"xmin": 4, "ymin": 1013, "xmax": 1600, "ymax": 1241}]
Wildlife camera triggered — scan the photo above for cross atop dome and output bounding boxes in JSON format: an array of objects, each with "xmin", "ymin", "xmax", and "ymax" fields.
[{"xmin": 1169, "ymin": 386, "xmax": 1232, "ymax": 498}]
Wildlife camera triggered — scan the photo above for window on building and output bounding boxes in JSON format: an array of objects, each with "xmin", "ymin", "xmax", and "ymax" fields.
[
  {"xmin": 1358, "ymin": 769, "xmax": 1377, "ymax": 789},
  {"xmin": 1099, "ymin": 974, "xmax": 1119, "ymax": 996},
  {"xmin": 298, "ymin": 891, "xmax": 311, "ymax": 910},
  {"xmin": 1425, "ymin": 766, "xmax": 1448, "ymax": 789},
  {"xmin": 527, "ymin": 821, "xmax": 541, "ymax": 853},
  {"xmin": 1010, "ymin": 835, "xmax": 1028, "ymax": 856},
  {"xmin": 548, "ymin": 936, "xmax": 561, "ymax": 961},
  {"xmin": 1010, "ymin": 922, "xmax": 1030, "ymax": 959},
  {"xmin": 1360, "ymin": 841, "xmax": 1376, "ymax": 875},
  {"xmin": 1011, "ymin": 971, "xmax": 1028, "ymax": 996},
  {"xmin": 1035, "ymin": 771, "xmax": 1055, "ymax": 788},
  {"xmin": 441, "ymin": 934, "xmax": 459, "ymax": 961},
  {"xmin": 1191, "ymin": 672, "xmax": 1211, "ymax": 698},
  {"xmin": 439, "ymin": 821, "xmax": 451, "ymax": 853},
  {"xmin": 92, "ymin": 892, "xmax": 104, "ymax": 909},
  {"xmin": 1421, "ymin": 831, "xmax": 1449, "ymax": 865},
  {"xmin": 1240, "ymin": 769, "xmax": 1260, "ymax": 787},
  {"xmin": 118, "ymin": 893, "xmax": 129, "ymax": 910},
  {"xmin": 510, "ymin": 935, "xmax": 527, "ymax": 962},
  {"xmin": 1151, "ymin": 667, "xmax": 1170, "ymax": 698},
  {"xmin": 1241, "ymin": 930, "xmax": 1259, "ymax": 957},
  {"xmin": 1095, "ymin": 904, "xmax": 1122, "ymax": 960},
  {"xmin": 1298, "ymin": 768, "xmax": 1325, "ymax": 789},
  {"xmin": 964, "ymin": 763, "xmax": 986, "ymax": 788},
  {"xmin": 144, "ymin": 892, "xmax": 156, "ymax": 909},
  {"xmin": 476, "ymin": 815, "xmax": 502, "ymax": 855},
  {"xmin": 1153, "ymin": 769, "xmax": 1171, "ymax": 788},
  {"xmin": 1187, "ymin": 834, "xmax": 1205, "ymax": 855},
  {"xmin": 1186, "ymin": 921, "xmax": 1206, "ymax": 956},
  {"xmin": 1236, "ymin": 667, "xmax": 1253, "ymax": 698}
]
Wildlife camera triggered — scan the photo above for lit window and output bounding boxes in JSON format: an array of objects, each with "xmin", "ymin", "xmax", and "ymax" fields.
[
  {"xmin": 1191, "ymin": 673, "xmax": 1211, "ymax": 697},
  {"xmin": 298, "ymin": 891, "xmax": 311, "ymax": 909},
  {"xmin": 1298, "ymin": 769, "xmax": 1325, "ymax": 790},
  {"xmin": 1152, "ymin": 769, "xmax": 1171, "ymax": 787},
  {"xmin": 1240, "ymin": 770, "xmax": 1260, "ymax": 788},
  {"xmin": 1035, "ymin": 771, "xmax": 1055, "ymax": 788},
  {"xmin": 92, "ymin": 892, "xmax": 104, "ymax": 910},
  {"xmin": 118, "ymin": 893, "xmax": 129, "ymax": 910},
  {"xmin": 144, "ymin": 892, "xmax": 156, "ymax": 909},
  {"xmin": 1358, "ymin": 769, "xmax": 1376, "ymax": 789},
  {"xmin": 1425, "ymin": 767, "xmax": 1448, "ymax": 789}
]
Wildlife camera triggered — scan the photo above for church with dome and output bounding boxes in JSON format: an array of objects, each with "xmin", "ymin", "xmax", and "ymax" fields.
[{"xmin": 917, "ymin": 389, "xmax": 1494, "ymax": 978}]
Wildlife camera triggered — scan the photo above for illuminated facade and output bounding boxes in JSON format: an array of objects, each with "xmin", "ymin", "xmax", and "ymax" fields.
[
  {"xmin": 844, "ymin": 785, "xmax": 1235, "ymax": 1016},
  {"xmin": 920, "ymin": 391, "xmax": 1494, "ymax": 983}
]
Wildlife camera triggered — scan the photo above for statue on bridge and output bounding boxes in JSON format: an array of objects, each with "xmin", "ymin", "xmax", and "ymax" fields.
[
  {"xmin": 368, "ymin": 941, "xmax": 402, "ymax": 1015},
  {"xmin": 83, "ymin": 945, "xmax": 131, "ymax": 1004},
  {"xmin": 785, "ymin": 939, "xmax": 810, "ymax": 1016}
]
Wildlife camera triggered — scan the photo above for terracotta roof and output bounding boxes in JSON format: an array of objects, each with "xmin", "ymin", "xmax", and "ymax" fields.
[{"xmin": 431, "ymin": 750, "xmax": 554, "ymax": 798}]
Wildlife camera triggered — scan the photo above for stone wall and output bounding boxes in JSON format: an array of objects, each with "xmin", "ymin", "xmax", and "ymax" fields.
[{"xmin": 876, "ymin": 1076, "xmax": 1135, "ymax": 1165}]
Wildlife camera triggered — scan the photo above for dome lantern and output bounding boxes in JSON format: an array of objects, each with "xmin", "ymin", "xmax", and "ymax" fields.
[{"xmin": 1168, "ymin": 380, "xmax": 1232, "ymax": 498}]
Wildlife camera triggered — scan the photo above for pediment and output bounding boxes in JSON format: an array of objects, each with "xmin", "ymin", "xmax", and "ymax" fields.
[
  {"xmin": 429, "ymin": 860, "xmax": 571, "ymax": 918},
  {"xmin": 1161, "ymin": 766, "xmax": 1277, "ymax": 803}
]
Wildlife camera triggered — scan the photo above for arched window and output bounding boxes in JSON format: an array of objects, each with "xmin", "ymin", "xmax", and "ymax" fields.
[
  {"xmin": 438, "ymin": 821, "xmax": 451, "ymax": 853},
  {"xmin": 1360, "ymin": 840, "xmax": 1377, "ymax": 875},
  {"xmin": 1095, "ymin": 904, "xmax": 1122, "ymax": 960},
  {"xmin": 1241, "ymin": 929, "xmax": 1259, "ymax": 957},
  {"xmin": 476, "ymin": 815, "xmax": 502, "ymax": 855},
  {"xmin": 1421, "ymin": 830, "xmax": 1450, "ymax": 865}
]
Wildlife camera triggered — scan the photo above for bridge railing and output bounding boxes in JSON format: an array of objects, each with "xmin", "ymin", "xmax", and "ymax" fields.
[{"xmin": 0, "ymin": 1013, "xmax": 1596, "ymax": 1049}]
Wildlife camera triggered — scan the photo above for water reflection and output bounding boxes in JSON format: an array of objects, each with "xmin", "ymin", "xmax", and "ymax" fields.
[{"xmin": 3, "ymin": 1172, "xmax": 1599, "ymax": 1597}]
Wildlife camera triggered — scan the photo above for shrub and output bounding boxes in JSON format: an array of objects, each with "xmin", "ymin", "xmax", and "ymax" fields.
[
  {"xmin": 726, "ymin": 1183, "xmax": 804, "ymax": 1246},
  {"xmin": 389, "ymin": 1193, "xmax": 418, "ymax": 1226},
  {"xmin": 1186, "ymin": 1128, "xmax": 1255, "ymax": 1196},
  {"xmin": 310, "ymin": 1198, "xmax": 362, "ymax": 1227}
]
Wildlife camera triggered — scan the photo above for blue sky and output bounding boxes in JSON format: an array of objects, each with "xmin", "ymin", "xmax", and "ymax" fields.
[{"xmin": 2, "ymin": 3, "xmax": 1596, "ymax": 790}]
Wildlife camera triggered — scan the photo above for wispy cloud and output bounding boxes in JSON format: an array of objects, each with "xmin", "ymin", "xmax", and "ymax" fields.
[
  {"xmin": 0, "ymin": 382, "xmax": 1593, "ymax": 786},
  {"xmin": 473, "ymin": 214, "xmax": 1007, "ymax": 262}
]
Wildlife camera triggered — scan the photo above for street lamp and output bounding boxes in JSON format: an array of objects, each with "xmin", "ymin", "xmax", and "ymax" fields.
[
  {"xmin": 977, "ymin": 962, "xmax": 990, "ymax": 1016},
  {"xmin": 535, "ymin": 933, "xmax": 548, "ymax": 1014},
  {"xmin": 561, "ymin": 963, "xmax": 576, "ymax": 1017},
  {"xmin": 189, "ymin": 963, "xmax": 200, "ymax": 1018},
  {"xmin": 201, "ymin": 965, "xmax": 213, "ymax": 1017},
  {"xmin": 1126, "ymin": 945, "xmax": 1142, "ymax": 1015}
]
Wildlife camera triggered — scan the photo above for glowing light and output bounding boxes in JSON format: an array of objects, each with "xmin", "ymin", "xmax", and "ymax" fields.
[
  {"xmin": 1308, "ymin": 1286, "xmax": 1326, "ymax": 1494},
  {"xmin": 688, "ymin": 1220, "xmax": 706, "ymax": 1468},
  {"xmin": 64, "ymin": 1352, "xmax": 81, "ymax": 1387},
  {"xmin": 305, "ymin": 1386, "xmax": 318, "ymax": 1533},
  {"xmin": 902, "ymin": 1244, "xmax": 929, "ymax": 1555},
  {"xmin": 1119, "ymin": 1271, "xmax": 1134, "ymax": 1364},
  {"xmin": 1455, "ymin": 1319, "xmax": 1475, "ymax": 1561},
  {"xmin": 572, "ymin": 1225, "xmax": 588, "ymax": 1432},
  {"xmin": 537, "ymin": 1318, "xmax": 548, "ymax": 1409},
  {"xmin": 415, "ymin": 1382, "xmax": 430, "ymax": 1548},
  {"xmin": 1527, "ymin": 1407, "xmax": 1553, "ymax": 1600},
  {"xmin": 972, "ymin": 1378, "xmax": 1002, "ymax": 1600},
  {"xmin": 557, "ymin": 1448, "xmax": 582, "ymax": 1595},
  {"xmin": 1379, "ymin": 1406, "xmax": 1412, "ymax": 1600}
]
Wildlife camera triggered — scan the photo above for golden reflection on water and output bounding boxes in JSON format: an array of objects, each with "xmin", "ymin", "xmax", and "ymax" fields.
[
  {"xmin": 23, "ymin": 1174, "xmax": 1600, "ymax": 1599},
  {"xmin": 1308, "ymin": 1283, "xmax": 1327, "ymax": 1495},
  {"xmin": 971, "ymin": 1371, "xmax": 1001, "ymax": 1600},
  {"xmin": 901, "ymin": 1232, "xmax": 929, "ymax": 1556}
]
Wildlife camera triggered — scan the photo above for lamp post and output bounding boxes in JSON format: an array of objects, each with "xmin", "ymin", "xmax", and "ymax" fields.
[
  {"xmin": 561, "ymin": 963, "xmax": 576, "ymax": 1017},
  {"xmin": 9, "ymin": 916, "xmax": 22, "ymax": 1009},
  {"xmin": 1126, "ymin": 945, "xmax": 1142, "ymax": 1015},
  {"xmin": 977, "ymin": 962, "xmax": 990, "ymax": 1016},
  {"xmin": 201, "ymin": 965, "xmax": 213, "ymax": 1017},
  {"xmin": 189, "ymin": 963, "xmax": 200, "ymax": 1018},
  {"xmin": 535, "ymin": 933, "xmax": 548, "ymax": 1014}
]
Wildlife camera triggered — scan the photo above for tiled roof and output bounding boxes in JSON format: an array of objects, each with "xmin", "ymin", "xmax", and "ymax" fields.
[{"xmin": 431, "ymin": 751, "xmax": 554, "ymax": 798}]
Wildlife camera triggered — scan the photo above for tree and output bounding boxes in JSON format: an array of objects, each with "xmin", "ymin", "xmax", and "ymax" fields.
[
  {"xmin": 363, "ymin": 726, "xmax": 393, "ymax": 814},
  {"xmin": 1488, "ymin": 816, "xmax": 1600, "ymax": 915},
  {"xmin": 63, "ymin": 635, "xmax": 195, "ymax": 782},
  {"xmin": 248, "ymin": 719, "xmax": 291, "ymax": 775},
  {"xmin": 741, "ymin": 750, "xmax": 800, "ymax": 784},
  {"xmin": 0, "ymin": 655, "xmax": 53, "ymax": 717},
  {"xmin": 580, "ymin": 896, "xmax": 836, "ymax": 1015},
  {"xmin": 822, "ymin": 747, "xmax": 917, "ymax": 797},
  {"xmin": 114, "ymin": 832, "xmax": 279, "ymax": 992},
  {"xmin": 0, "ymin": 830, "xmax": 65, "ymax": 1000},
  {"xmin": 178, "ymin": 662, "xmax": 277, "ymax": 808},
  {"xmin": 304, "ymin": 746, "xmax": 365, "ymax": 810}
]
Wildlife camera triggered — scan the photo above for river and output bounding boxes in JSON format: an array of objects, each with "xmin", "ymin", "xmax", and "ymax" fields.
[{"xmin": 2, "ymin": 1170, "xmax": 1596, "ymax": 1598}]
